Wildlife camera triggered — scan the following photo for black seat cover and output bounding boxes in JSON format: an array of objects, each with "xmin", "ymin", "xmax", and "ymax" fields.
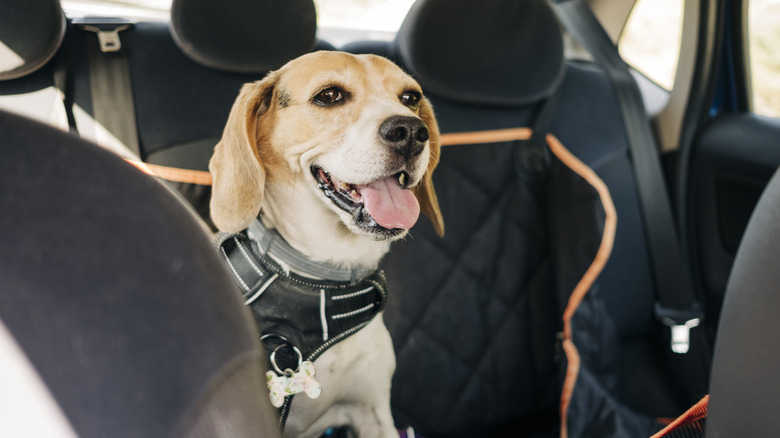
[
  {"xmin": 345, "ymin": 0, "xmax": 681, "ymax": 435},
  {"xmin": 0, "ymin": 110, "xmax": 280, "ymax": 438},
  {"xmin": 707, "ymin": 168, "xmax": 780, "ymax": 437}
]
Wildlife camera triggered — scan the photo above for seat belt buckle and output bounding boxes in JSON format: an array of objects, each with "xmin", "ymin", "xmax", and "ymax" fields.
[
  {"xmin": 74, "ymin": 18, "xmax": 135, "ymax": 52},
  {"xmin": 655, "ymin": 303, "xmax": 703, "ymax": 354}
]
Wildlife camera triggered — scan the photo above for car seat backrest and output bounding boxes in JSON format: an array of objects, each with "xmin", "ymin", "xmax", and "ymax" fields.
[
  {"xmin": 67, "ymin": 0, "xmax": 333, "ymax": 227},
  {"xmin": 706, "ymin": 167, "xmax": 780, "ymax": 436},
  {"xmin": 0, "ymin": 0, "xmax": 69, "ymax": 128},
  {"xmin": 72, "ymin": 0, "xmax": 331, "ymax": 167},
  {"xmin": 0, "ymin": 110, "xmax": 281, "ymax": 438}
]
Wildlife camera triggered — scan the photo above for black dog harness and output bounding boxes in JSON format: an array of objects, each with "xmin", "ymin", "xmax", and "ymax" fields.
[{"xmin": 216, "ymin": 218, "xmax": 387, "ymax": 424}]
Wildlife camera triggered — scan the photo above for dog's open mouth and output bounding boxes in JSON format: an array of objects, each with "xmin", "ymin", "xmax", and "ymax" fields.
[{"xmin": 311, "ymin": 166, "xmax": 420, "ymax": 235}]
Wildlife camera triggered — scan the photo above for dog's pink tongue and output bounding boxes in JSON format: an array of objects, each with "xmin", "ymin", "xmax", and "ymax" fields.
[{"xmin": 360, "ymin": 176, "xmax": 420, "ymax": 229}]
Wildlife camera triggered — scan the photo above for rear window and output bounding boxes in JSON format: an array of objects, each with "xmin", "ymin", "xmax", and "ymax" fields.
[
  {"xmin": 61, "ymin": 0, "xmax": 416, "ymax": 46},
  {"xmin": 317, "ymin": 0, "xmax": 414, "ymax": 32},
  {"xmin": 62, "ymin": 0, "xmax": 415, "ymax": 31}
]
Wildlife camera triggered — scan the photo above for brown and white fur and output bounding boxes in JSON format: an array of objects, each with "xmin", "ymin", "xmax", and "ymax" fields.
[{"xmin": 209, "ymin": 51, "xmax": 444, "ymax": 437}]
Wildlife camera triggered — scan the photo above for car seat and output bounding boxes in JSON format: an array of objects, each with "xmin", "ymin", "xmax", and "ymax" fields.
[
  {"xmin": 0, "ymin": 109, "xmax": 281, "ymax": 438},
  {"xmin": 68, "ymin": 0, "xmax": 334, "ymax": 228},
  {"xmin": 706, "ymin": 167, "xmax": 780, "ymax": 436},
  {"xmin": 344, "ymin": 0, "xmax": 691, "ymax": 435}
]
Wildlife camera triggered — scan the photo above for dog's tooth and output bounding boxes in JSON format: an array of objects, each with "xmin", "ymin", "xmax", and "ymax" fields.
[
  {"xmin": 351, "ymin": 189, "xmax": 359, "ymax": 198},
  {"xmin": 340, "ymin": 181, "xmax": 349, "ymax": 190},
  {"xmin": 352, "ymin": 207, "xmax": 363, "ymax": 222},
  {"xmin": 398, "ymin": 172, "xmax": 407, "ymax": 187}
]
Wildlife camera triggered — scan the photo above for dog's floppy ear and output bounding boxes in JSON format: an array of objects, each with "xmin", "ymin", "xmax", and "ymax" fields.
[
  {"xmin": 209, "ymin": 76, "xmax": 276, "ymax": 233},
  {"xmin": 413, "ymin": 97, "xmax": 445, "ymax": 237}
]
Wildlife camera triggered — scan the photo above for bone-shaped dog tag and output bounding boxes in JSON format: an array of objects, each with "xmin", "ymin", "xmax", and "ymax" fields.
[{"xmin": 265, "ymin": 361, "xmax": 322, "ymax": 408}]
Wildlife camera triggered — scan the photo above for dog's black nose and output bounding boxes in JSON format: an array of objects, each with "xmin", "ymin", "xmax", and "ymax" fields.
[{"xmin": 379, "ymin": 116, "xmax": 428, "ymax": 159}]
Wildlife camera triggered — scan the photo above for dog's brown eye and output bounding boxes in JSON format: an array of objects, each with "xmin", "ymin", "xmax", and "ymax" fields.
[
  {"xmin": 313, "ymin": 87, "xmax": 345, "ymax": 106},
  {"xmin": 400, "ymin": 91, "xmax": 421, "ymax": 109}
]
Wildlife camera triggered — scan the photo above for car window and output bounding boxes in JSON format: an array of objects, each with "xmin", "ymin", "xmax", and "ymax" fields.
[
  {"xmin": 618, "ymin": 0, "xmax": 684, "ymax": 90},
  {"xmin": 747, "ymin": 0, "xmax": 780, "ymax": 117},
  {"xmin": 62, "ymin": 0, "xmax": 171, "ymax": 20},
  {"xmin": 62, "ymin": 0, "xmax": 415, "ymax": 31},
  {"xmin": 61, "ymin": 0, "xmax": 415, "ymax": 46},
  {"xmin": 316, "ymin": 0, "xmax": 415, "ymax": 32}
]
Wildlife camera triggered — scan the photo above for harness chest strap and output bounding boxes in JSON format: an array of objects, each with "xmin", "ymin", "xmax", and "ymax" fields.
[{"xmin": 216, "ymin": 226, "xmax": 387, "ymax": 423}]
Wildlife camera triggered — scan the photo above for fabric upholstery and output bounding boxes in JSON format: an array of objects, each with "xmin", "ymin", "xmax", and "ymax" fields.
[
  {"xmin": 707, "ymin": 168, "xmax": 780, "ymax": 437},
  {"xmin": 0, "ymin": 0, "xmax": 65, "ymax": 80},
  {"xmin": 379, "ymin": 62, "xmax": 669, "ymax": 436},
  {"xmin": 340, "ymin": 0, "xmax": 683, "ymax": 434},
  {"xmin": 0, "ymin": 110, "xmax": 280, "ymax": 438},
  {"xmin": 0, "ymin": 0, "xmax": 69, "ymax": 129},
  {"xmin": 394, "ymin": 0, "xmax": 565, "ymax": 106},
  {"xmin": 68, "ymin": 2, "xmax": 334, "ymax": 228},
  {"xmin": 170, "ymin": 0, "xmax": 318, "ymax": 73}
]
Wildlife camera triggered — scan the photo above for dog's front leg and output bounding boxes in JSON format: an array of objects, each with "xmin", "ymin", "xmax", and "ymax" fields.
[{"xmin": 284, "ymin": 317, "xmax": 398, "ymax": 438}]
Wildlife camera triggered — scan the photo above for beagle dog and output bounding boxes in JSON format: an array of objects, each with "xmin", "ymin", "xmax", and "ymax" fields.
[{"xmin": 209, "ymin": 51, "xmax": 444, "ymax": 437}]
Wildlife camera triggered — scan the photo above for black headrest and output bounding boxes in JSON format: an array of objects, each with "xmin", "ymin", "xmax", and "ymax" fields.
[
  {"xmin": 395, "ymin": 0, "xmax": 565, "ymax": 106},
  {"xmin": 170, "ymin": 0, "xmax": 318, "ymax": 73},
  {"xmin": 0, "ymin": 0, "xmax": 65, "ymax": 81}
]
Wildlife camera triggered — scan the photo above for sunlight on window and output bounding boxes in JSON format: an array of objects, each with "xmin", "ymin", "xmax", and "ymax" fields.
[
  {"xmin": 62, "ymin": 0, "xmax": 171, "ymax": 20},
  {"xmin": 314, "ymin": 0, "xmax": 416, "ymax": 32},
  {"xmin": 618, "ymin": 0, "xmax": 683, "ymax": 90},
  {"xmin": 748, "ymin": 0, "xmax": 780, "ymax": 118}
]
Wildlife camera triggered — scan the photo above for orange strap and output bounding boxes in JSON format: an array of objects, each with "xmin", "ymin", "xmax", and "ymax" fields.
[
  {"xmin": 126, "ymin": 160, "xmax": 212, "ymax": 186},
  {"xmin": 439, "ymin": 127, "xmax": 532, "ymax": 146},
  {"xmin": 649, "ymin": 395, "xmax": 709, "ymax": 438},
  {"xmin": 547, "ymin": 134, "xmax": 617, "ymax": 438},
  {"xmin": 125, "ymin": 127, "xmax": 536, "ymax": 185}
]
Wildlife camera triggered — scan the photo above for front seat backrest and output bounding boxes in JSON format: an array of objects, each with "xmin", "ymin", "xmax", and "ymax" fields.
[
  {"xmin": 706, "ymin": 168, "xmax": 780, "ymax": 437},
  {"xmin": 0, "ymin": 110, "xmax": 280, "ymax": 438}
]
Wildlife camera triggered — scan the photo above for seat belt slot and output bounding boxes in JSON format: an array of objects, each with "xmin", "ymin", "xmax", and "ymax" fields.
[
  {"xmin": 655, "ymin": 304, "xmax": 703, "ymax": 354},
  {"xmin": 74, "ymin": 19, "xmax": 134, "ymax": 53}
]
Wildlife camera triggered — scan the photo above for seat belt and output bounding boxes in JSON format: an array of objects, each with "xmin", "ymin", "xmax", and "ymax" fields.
[
  {"xmin": 73, "ymin": 18, "xmax": 140, "ymax": 160},
  {"xmin": 551, "ymin": 0, "xmax": 711, "ymax": 402},
  {"xmin": 517, "ymin": 76, "xmax": 564, "ymax": 186},
  {"xmin": 52, "ymin": 25, "xmax": 78, "ymax": 135}
]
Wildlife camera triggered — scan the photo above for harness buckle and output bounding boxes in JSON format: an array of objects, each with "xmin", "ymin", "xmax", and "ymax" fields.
[{"xmin": 655, "ymin": 303, "xmax": 703, "ymax": 354}]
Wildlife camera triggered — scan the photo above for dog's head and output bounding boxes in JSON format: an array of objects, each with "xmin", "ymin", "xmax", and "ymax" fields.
[{"xmin": 209, "ymin": 51, "xmax": 444, "ymax": 244}]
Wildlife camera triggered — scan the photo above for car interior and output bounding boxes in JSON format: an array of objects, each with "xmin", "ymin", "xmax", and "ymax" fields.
[{"xmin": 2, "ymin": 0, "xmax": 780, "ymax": 437}]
